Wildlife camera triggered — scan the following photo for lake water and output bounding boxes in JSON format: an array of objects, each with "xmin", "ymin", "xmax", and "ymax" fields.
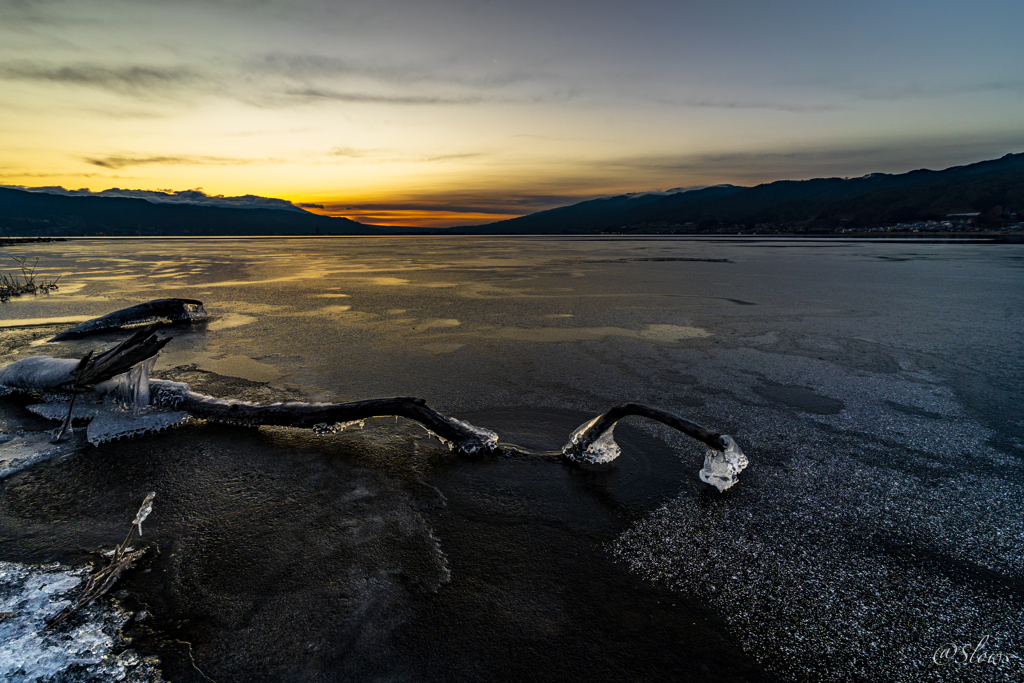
[{"xmin": 1, "ymin": 237, "xmax": 1022, "ymax": 682}]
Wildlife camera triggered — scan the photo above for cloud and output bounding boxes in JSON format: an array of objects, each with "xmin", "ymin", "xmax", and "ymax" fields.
[
  {"xmin": 327, "ymin": 147, "xmax": 484, "ymax": 164},
  {"xmin": 665, "ymin": 98, "xmax": 839, "ymax": 112},
  {"xmin": 317, "ymin": 190, "xmax": 598, "ymax": 219},
  {"xmin": 420, "ymin": 153, "xmax": 482, "ymax": 162},
  {"xmin": 248, "ymin": 52, "xmax": 539, "ymax": 89},
  {"xmin": 12, "ymin": 184, "xmax": 307, "ymax": 212},
  {"xmin": 851, "ymin": 80, "xmax": 1024, "ymax": 102},
  {"xmin": 310, "ymin": 188, "xmax": 611, "ymax": 227},
  {"xmin": 0, "ymin": 0, "xmax": 74, "ymax": 28},
  {"xmin": 83, "ymin": 154, "xmax": 277, "ymax": 169},
  {"xmin": 283, "ymin": 87, "xmax": 485, "ymax": 105},
  {"xmin": 0, "ymin": 60, "xmax": 203, "ymax": 96},
  {"xmin": 330, "ymin": 146, "xmax": 377, "ymax": 158},
  {"xmin": 0, "ymin": 52, "xmax": 554, "ymax": 112},
  {"xmin": 0, "ymin": 172, "xmax": 107, "ymax": 180}
]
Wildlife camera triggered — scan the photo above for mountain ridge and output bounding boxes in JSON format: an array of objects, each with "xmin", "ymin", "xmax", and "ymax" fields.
[
  {"xmin": 454, "ymin": 153, "xmax": 1024, "ymax": 234},
  {"xmin": 2, "ymin": 153, "xmax": 1021, "ymax": 236},
  {"xmin": 0, "ymin": 188, "xmax": 384, "ymax": 237}
]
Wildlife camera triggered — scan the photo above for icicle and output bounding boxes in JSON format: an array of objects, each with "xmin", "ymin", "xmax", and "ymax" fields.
[
  {"xmin": 312, "ymin": 419, "xmax": 366, "ymax": 435},
  {"xmin": 113, "ymin": 356, "xmax": 156, "ymax": 415}
]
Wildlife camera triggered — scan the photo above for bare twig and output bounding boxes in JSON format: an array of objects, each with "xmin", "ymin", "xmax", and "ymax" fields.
[
  {"xmin": 45, "ymin": 492, "xmax": 156, "ymax": 628},
  {"xmin": 0, "ymin": 256, "xmax": 60, "ymax": 302}
]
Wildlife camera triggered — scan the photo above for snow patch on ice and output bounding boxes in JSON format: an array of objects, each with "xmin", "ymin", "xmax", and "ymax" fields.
[{"xmin": 0, "ymin": 561, "xmax": 163, "ymax": 682}]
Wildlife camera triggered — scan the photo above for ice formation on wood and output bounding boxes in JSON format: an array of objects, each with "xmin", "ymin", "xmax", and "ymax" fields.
[
  {"xmin": 698, "ymin": 435, "xmax": 748, "ymax": 492},
  {"xmin": 564, "ymin": 416, "xmax": 622, "ymax": 464},
  {"xmin": 1, "ymin": 303, "xmax": 747, "ymax": 489}
]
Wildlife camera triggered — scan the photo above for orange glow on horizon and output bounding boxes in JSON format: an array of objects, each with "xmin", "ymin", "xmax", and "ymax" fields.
[{"xmin": 301, "ymin": 206, "xmax": 521, "ymax": 228}]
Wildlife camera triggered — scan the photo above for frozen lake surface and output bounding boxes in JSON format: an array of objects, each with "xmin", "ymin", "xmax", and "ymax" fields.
[{"xmin": 1, "ymin": 236, "xmax": 1022, "ymax": 682}]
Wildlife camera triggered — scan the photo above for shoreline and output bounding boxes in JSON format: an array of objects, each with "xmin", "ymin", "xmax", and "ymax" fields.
[{"xmin": 2, "ymin": 231, "xmax": 1023, "ymax": 242}]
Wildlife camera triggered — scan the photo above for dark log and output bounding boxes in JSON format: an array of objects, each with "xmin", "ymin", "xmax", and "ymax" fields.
[
  {"xmin": 50, "ymin": 298, "xmax": 206, "ymax": 341},
  {"xmin": 149, "ymin": 382, "xmax": 497, "ymax": 455}
]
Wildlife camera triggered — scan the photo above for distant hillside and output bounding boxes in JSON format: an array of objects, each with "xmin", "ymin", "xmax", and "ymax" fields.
[
  {"xmin": 4, "ymin": 153, "xmax": 1022, "ymax": 237},
  {"xmin": 0, "ymin": 187, "xmax": 383, "ymax": 237},
  {"xmin": 456, "ymin": 153, "xmax": 1024, "ymax": 234}
]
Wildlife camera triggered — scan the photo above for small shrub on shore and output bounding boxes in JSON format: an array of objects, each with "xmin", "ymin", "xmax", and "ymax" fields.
[{"xmin": 0, "ymin": 256, "xmax": 60, "ymax": 302}]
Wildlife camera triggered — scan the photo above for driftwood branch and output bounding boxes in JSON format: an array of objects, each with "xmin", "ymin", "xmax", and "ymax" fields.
[
  {"xmin": 3, "ymin": 300, "xmax": 746, "ymax": 487},
  {"xmin": 149, "ymin": 383, "xmax": 498, "ymax": 455},
  {"xmin": 561, "ymin": 402, "xmax": 727, "ymax": 460},
  {"xmin": 72, "ymin": 324, "xmax": 170, "ymax": 389}
]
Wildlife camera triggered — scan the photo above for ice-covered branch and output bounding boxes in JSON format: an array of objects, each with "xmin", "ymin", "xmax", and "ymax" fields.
[
  {"xmin": 2, "ymin": 308, "xmax": 747, "ymax": 489},
  {"xmin": 148, "ymin": 381, "xmax": 499, "ymax": 456},
  {"xmin": 0, "ymin": 324, "xmax": 169, "ymax": 394},
  {"xmin": 562, "ymin": 403, "xmax": 748, "ymax": 491}
]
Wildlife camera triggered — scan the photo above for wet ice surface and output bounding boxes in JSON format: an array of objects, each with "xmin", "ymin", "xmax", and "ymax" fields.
[
  {"xmin": 0, "ymin": 561, "xmax": 163, "ymax": 682},
  {"xmin": 2, "ymin": 237, "xmax": 1023, "ymax": 681},
  {"xmin": 613, "ymin": 359, "xmax": 1024, "ymax": 682}
]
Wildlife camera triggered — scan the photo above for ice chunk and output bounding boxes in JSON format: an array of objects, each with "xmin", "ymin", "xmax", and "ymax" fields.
[
  {"xmin": 698, "ymin": 435, "xmax": 748, "ymax": 492},
  {"xmin": 443, "ymin": 417, "xmax": 500, "ymax": 455},
  {"xmin": 27, "ymin": 401, "xmax": 190, "ymax": 445},
  {"xmin": 0, "ymin": 432, "xmax": 77, "ymax": 479},
  {"xmin": 563, "ymin": 416, "xmax": 622, "ymax": 464},
  {"xmin": 85, "ymin": 409, "xmax": 190, "ymax": 446},
  {"xmin": 113, "ymin": 356, "xmax": 156, "ymax": 415},
  {"xmin": 27, "ymin": 402, "xmax": 109, "ymax": 422},
  {"xmin": 0, "ymin": 356, "xmax": 78, "ymax": 392},
  {"xmin": 581, "ymin": 423, "xmax": 622, "ymax": 464}
]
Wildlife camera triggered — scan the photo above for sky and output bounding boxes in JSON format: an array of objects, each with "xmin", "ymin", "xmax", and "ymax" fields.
[{"xmin": 1, "ymin": 0, "xmax": 1022, "ymax": 227}]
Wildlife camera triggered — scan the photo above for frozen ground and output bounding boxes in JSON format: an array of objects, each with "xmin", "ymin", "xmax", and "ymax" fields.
[{"xmin": 1, "ymin": 236, "xmax": 1022, "ymax": 681}]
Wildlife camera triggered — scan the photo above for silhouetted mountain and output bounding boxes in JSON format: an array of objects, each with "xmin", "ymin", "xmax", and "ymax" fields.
[
  {"xmin": 4, "ymin": 153, "xmax": 1021, "ymax": 237},
  {"xmin": 0, "ymin": 188, "xmax": 383, "ymax": 237},
  {"xmin": 455, "ymin": 153, "xmax": 1024, "ymax": 233}
]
